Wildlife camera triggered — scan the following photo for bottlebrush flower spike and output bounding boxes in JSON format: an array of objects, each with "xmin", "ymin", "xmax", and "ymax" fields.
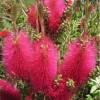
[
  {"xmin": 0, "ymin": 30, "xmax": 8, "ymax": 38},
  {"xmin": 27, "ymin": 5, "xmax": 40, "ymax": 29},
  {"xmin": 52, "ymin": 88, "xmax": 73, "ymax": 100},
  {"xmin": 89, "ymin": 4, "xmax": 95, "ymax": 13},
  {"xmin": 25, "ymin": 96, "xmax": 32, "ymax": 100},
  {"xmin": 66, "ymin": 0, "xmax": 74, "ymax": 7},
  {"xmin": 0, "ymin": 79, "xmax": 21, "ymax": 100},
  {"xmin": 30, "ymin": 36, "xmax": 58, "ymax": 92},
  {"xmin": 48, "ymin": 79, "xmax": 74, "ymax": 100},
  {"xmin": 44, "ymin": 0, "xmax": 66, "ymax": 32},
  {"xmin": 3, "ymin": 31, "xmax": 34, "ymax": 81},
  {"xmin": 60, "ymin": 39, "xmax": 97, "ymax": 87}
]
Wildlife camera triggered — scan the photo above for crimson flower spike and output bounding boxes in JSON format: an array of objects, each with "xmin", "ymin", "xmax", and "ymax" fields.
[
  {"xmin": 0, "ymin": 79, "xmax": 21, "ymax": 100},
  {"xmin": 27, "ymin": 5, "xmax": 40, "ymax": 30},
  {"xmin": 43, "ymin": 0, "xmax": 66, "ymax": 33},
  {"xmin": 0, "ymin": 30, "xmax": 9, "ymax": 38},
  {"xmin": 3, "ymin": 31, "xmax": 34, "ymax": 82},
  {"xmin": 60, "ymin": 37, "xmax": 97, "ymax": 88},
  {"xmin": 66, "ymin": 0, "xmax": 74, "ymax": 7},
  {"xmin": 47, "ymin": 79, "xmax": 74, "ymax": 100},
  {"xmin": 25, "ymin": 95, "xmax": 32, "ymax": 100},
  {"xmin": 30, "ymin": 36, "xmax": 58, "ymax": 93}
]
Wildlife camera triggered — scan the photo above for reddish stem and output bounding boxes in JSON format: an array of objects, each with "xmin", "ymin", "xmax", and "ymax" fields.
[
  {"xmin": 12, "ymin": 20, "xmax": 17, "ymax": 35},
  {"xmin": 36, "ymin": 0, "xmax": 45, "ymax": 35},
  {"xmin": 36, "ymin": 1, "xmax": 40, "ymax": 33}
]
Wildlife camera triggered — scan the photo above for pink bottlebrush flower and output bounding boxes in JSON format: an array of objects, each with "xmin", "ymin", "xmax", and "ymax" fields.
[
  {"xmin": 0, "ymin": 30, "xmax": 9, "ymax": 38},
  {"xmin": 44, "ymin": 0, "xmax": 66, "ymax": 32},
  {"xmin": 0, "ymin": 79, "xmax": 21, "ymax": 100},
  {"xmin": 3, "ymin": 31, "xmax": 34, "ymax": 81},
  {"xmin": 90, "ymin": 4, "xmax": 95, "ymax": 13},
  {"xmin": 66, "ymin": 0, "xmax": 74, "ymax": 7},
  {"xmin": 30, "ymin": 36, "xmax": 58, "ymax": 92},
  {"xmin": 52, "ymin": 88, "xmax": 73, "ymax": 100},
  {"xmin": 25, "ymin": 96, "xmax": 32, "ymax": 100},
  {"xmin": 48, "ymin": 80, "xmax": 73, "ymax": 100},
  {"xmin": 60, "ymin": 39, "xmax": 97, "ymax": 87},
  {"xmin": 27, "ymin": 5, "xmax": 40, "ymax": 30}
]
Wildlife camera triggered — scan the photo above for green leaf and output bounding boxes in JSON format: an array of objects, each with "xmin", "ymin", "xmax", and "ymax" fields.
[
  {"xmin": 90, "ymin": 85, "xmax": 98, "ymax": 93},
  {"xmin": 86, "ymin": 95, "xmax": 93, "ymax": 100}
]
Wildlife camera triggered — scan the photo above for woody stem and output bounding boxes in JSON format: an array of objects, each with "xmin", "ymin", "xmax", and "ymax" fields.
[
  {"xmin": 36, "ymin": 0, "xmax": 40, "ymax": 33},
  {"xmin": 83, "ymin": 0, "xmax": 90, "ymax": 33},
  {"xmin": 36, "ymin": 0, "xmax": 45, "ymax": 35}
]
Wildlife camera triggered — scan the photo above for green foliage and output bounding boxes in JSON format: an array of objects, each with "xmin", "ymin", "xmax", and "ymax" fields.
[
  {"xmin": 74, "ymin": 66, "xmax": 100, "ymax": 100},
  {"xmin": 86, "ymin": 67, "xmax": 100, "ymax": 100},
  {"xmin": 0, "ymin": 63, "xmax": 5, "ymax": 79}
]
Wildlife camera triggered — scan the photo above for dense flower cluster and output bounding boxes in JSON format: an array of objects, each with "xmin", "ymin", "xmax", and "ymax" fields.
[
  {"xmin": 30, "ymin": 36, "xmax": 58, "ymax": 92},
  {"xmin": 60, "ymin": 39, "xmax": 96, "ymax": 87},
  {"xmin": 3, "ymin": 31, "xmax": 34, "ymax": 81},
  {"xmin": 0, "ymin": 79, "xmax": 21, "ymax": 100},
  {"xmin": 27, "ymin": 5, "xmax": 39, "ymax": 29},
  {"xmin": 27, "ymin": 0, "xmax": 74, "ymax": 33},
  {"xmin": 43, "ymin": 0, "xmax": 66, "ymax": 32},
  {"xmin": 0, "ymin": 0, "xmax": 97, "ymax": 100}
]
